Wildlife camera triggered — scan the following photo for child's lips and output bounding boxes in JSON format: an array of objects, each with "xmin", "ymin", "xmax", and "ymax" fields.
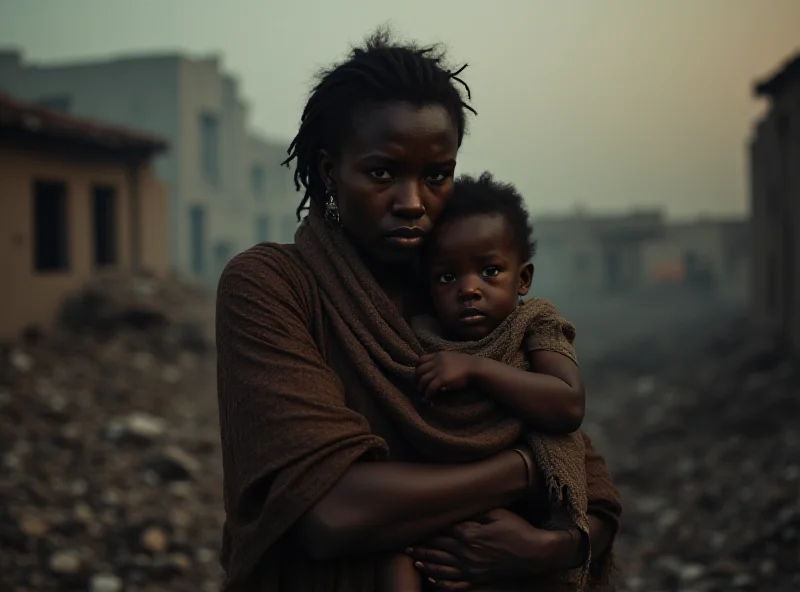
[{"xmin": 458, "ymin": 307, "xmax": 486, "ymax": 323}]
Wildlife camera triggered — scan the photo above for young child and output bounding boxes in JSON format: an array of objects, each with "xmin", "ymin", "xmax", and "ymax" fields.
[{"xmin": 378, "ymin": 172, "xmax": 588, "ymax": 591}]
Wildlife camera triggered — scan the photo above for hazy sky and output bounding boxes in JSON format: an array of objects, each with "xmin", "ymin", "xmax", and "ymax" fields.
[{"xmin": 1, "ymin": 0, "xmax": 797, "ymax": 219}]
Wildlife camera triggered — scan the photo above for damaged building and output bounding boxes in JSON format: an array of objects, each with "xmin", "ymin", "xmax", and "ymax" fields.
[
  {"xmin": 0, "ymin": 92, "xmax": 169, "ymax": 340},
  {"xmin": 749, "ymin": 51, "xmax": 800, "ymax": 354}
]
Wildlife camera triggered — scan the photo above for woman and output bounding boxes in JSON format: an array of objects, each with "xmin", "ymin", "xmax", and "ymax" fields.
[{"xmin": 216, "ymin": 30, "xmax": 621, "ymax": 591}]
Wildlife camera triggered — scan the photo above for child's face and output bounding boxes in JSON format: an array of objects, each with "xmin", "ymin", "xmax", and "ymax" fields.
[{"xmin": 425, "ymin": 213, "xmax": 533, "ymax": 340}]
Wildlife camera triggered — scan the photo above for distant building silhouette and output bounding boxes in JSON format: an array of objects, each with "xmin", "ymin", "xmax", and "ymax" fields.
[
  {"xmin": 750, "ymin": 51, "xmax": 800, "ymax": 354},
  {"xmin": 0, "ymin": 49, "xmax": 298, "ymax": 285},
  {"xmin": 0, "ymin": 92, "xmax": 168, "ymax": 339},
  {"xmin": 533, "ymin": 210, "xmax": 666, "ymax": 294},
  {"xmin": 640, "ymin": 218, "xmax": 749, "ymax": 302},
  {"xmin": 532, "ymin": 209, "xmax": 749, "ymax": 300}
]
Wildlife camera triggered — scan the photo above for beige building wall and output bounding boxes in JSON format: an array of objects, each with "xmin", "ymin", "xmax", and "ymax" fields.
[
  {"xmin": 246, "ymin": 134, "xmax": 298, "ymax": 245},
  {"xmin": 0, "ymin": 140, "xmax": 168, "ymax": 341},
  {"xmin": 138, "ymin": 164, "xmax": 170, "ymax": 276},
  {"xmin": 175, "ymin": 57, "xmax": 297, "ymax": 280}
]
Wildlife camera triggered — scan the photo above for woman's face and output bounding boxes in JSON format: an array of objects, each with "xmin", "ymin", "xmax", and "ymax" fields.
[{"xmin": 319, "ymin": 101, "xmax": 460, "ymax": 264}]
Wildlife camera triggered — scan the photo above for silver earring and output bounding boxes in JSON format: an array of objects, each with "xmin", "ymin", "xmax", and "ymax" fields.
[{"xmin": 324, "ymin": 190, "xmax": 340, "ymax": 225}]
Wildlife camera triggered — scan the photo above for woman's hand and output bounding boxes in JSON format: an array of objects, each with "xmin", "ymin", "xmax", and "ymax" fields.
[{"xmin": 406, "ymin": 509, "xmax": 564, "ymax": 590}]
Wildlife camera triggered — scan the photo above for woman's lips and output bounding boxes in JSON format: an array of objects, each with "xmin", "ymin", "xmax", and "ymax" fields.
[{"xmin": 384, "ymin": 226, "xmax": 426, "ymax": 248}]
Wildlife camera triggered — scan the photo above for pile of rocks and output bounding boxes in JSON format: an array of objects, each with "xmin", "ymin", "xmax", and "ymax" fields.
[
  {"xmin": 4, "ymin": 273, "xmax": 798, "ymax": 592},
  {"xmin": 586, "ymin": 319, "xmax": 800, "ymax": 592},
  {"xmin": 0, "ymin": 274, "xmax": 224, "ymax": 592}
]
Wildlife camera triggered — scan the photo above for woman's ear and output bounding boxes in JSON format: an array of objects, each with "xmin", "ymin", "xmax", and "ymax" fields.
[{"xmin": 318, "ymin": 149, "xmax": 336, "ymax": 192}]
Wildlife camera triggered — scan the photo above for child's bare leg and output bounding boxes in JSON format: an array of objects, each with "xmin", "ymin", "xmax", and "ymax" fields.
[{"xmin": 376, "ymin": 552, "xmax": 423, "ymax": 591}]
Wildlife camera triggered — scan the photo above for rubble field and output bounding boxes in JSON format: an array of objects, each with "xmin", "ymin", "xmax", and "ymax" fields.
[
  {"xmin": 0, "ymin": 274, "xmax": 224, "ymax": 592},
  {"xmin": 584, "ymin": 317, "xmax": 800, "ymax": 592},
  {"xmin": 1, "ymin": 279, "xmax": 798, "ymax": 592}
]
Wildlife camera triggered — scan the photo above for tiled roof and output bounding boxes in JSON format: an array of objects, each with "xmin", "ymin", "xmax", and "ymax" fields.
[
  {"xmin": 755, "ymin": 51, "xmax": 800, "ymax": 97},
  {"xmin": 0, "ymin": 91, "xmax": 168, "ymax": 154}
]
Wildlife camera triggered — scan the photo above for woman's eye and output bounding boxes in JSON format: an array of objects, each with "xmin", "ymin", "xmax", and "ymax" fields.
[
  {"xmin": 482, "ymin": 266, "xmax": 500, "ymax": 277},
  {"xmin": 438, "ymin": 273, "xmax": 456, "ymax": 284},
  {"xmin": 369, "ymin": 169, "xmax": 392, "ymax": 180}
]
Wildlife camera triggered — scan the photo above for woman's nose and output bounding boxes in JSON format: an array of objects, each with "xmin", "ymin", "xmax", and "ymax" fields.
[{"xmin": 391, "ymin": 181, "xmax": 426, "ymax": 219}]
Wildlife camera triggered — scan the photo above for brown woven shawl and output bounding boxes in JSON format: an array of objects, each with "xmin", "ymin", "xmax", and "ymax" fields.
[
  {"xmin": 413, "ymin": 309, "xmax": 590, "ymax": 587},
  {"xmin": 294, "ymin": 212, "xmax": 593, "ymax": 586}
]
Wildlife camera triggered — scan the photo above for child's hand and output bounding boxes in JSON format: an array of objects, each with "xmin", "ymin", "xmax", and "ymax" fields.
[{"xmin": 415, "ymin": 352, "xmax": 476, "ymax": 401}]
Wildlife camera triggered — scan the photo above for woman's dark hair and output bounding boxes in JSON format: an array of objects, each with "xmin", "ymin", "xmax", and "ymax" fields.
[
  {"xmin": 283, "ymin": 28, "xmax": 476, "ymax": 220},
  {"xmin": 428, "ymin": 172, "xmax": 536, "ymax": 261}
]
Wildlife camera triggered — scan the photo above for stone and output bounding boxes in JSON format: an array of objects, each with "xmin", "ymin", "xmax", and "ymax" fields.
[
  {"xmin": 169, "ymin": 508, "xmax": 193, "ymax": 530},
  {"xmin": 9, "ymin": 349, "xmax": 34, "ymax": 372},
  {"xmin": 89, "ymin": 573, "xmax": 123, "ymax": 592},
  {"xmin": 161, "ymin": 366, "xmax": 182, "ymax": 384},
  {"xmin": 74, "ymin": 503, "xmax": 95, "ymax": 523},
  {"xmin": 70, "ymin": 479, "xmax": 89, "ymax": 496},
  {"xmin": 167, "ymin": 552, "xmax": 192, "ymax": 573},
  {"xmin": 48, "ymin": 549, "xmax": 82, "ymax": 574},
  {"xmin": 759, "ymin": 560, "xmax": 776, "ymax": 576},
  {"xmin": 732, "ymin": 573, "xmax": 755, "ymax": 588},
  {"xmin": 19, "ymin": 513, "xmax": 48, "ymax": 537},
  {"xmin": 680, "ymin": 563, "xmax": 706, "ymax": 582},
  {"xmin": 583, "ymin": 312, "xmax": 800, "ymax": 591},
  {"xmin": 0, "ymin": 272, "xmax": 220, "ymax": 590},
  {"xmin": 144, "ymin": 446, "xmax": 200, "ymax": 482},
  {"xmin": 195, "ymin": 548, "xmax": 216, "ymax": 564},
  {"xmin": 101, "ymin": 489, "xmax": 122, "ymax": 506},
  {"xmin": 122, "ymin": 412, "xmax": 167, "ymax": 441},
  {"xmin": 140, "ymin": 525, "xmax": 169, "ymax": 554}
]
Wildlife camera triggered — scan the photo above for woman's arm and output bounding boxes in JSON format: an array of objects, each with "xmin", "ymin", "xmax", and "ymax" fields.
[
  {"xmin": 408, "ymin": 433, "xmax": 622, "ymax": 587},
  {"xmin": 525, "ymin": 513, "xmax": 615, "ymax": 571},
  {"xmin": 407, "ymin": 510, "xmax": 617, "ymax": 588},
  {"xmin": 294, "ymin": 449, "xmax": 534, "ymax": 559}
]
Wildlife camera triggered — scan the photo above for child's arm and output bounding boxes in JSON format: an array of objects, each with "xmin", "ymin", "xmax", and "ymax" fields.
[
  {"xmin": 474, "ymin": 350, "xmax": 584, "ymax": 433},
  {"xmin": 416, "ymin": 351, "xmax": 584, "ymax": 434},
  {"xmin": 377, "ymin": 552, "xmax": 424, "ymax": 592}
]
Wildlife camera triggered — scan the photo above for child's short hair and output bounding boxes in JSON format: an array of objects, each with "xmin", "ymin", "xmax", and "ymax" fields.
[{"xmin": 430, "ymin": 172, "xmax": 536, "ymax": 261}]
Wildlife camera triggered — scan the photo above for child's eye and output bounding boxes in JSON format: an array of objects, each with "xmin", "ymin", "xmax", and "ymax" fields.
[
  {"xmin": 369, "ymin": 169, "xmax": 392, "ymax": 180},
  {"xmin": 482, "ymin": 266, "xmax": 501, "ymax": 278},
  {"xmin": 438, "ymin": 273, "xmax": 456, "ymax": 284}
]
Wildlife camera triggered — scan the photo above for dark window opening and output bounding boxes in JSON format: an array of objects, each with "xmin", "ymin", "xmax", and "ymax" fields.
[
  {"xmin": 255, "ymin": 215, "xmax": 270, "ymax": 243},
  {"xmin": 92, "ymin": 185, "xmax": 117, "ymax": 266},
  {"xmin": 199, "ymin": 112, "xmax": 220, "ymax": 187},
  {"xmin": 213, "ymin": 241, "xmax": 234, "ymax": 280},
  {"xmin": 189, "ymin": 205, "xmax": 206, "ymax": 276},
  {"xmin": 34, "ymin": 180, "xmax": 69, "ymax": 272},
  {"xmin": 251, "ymin": 165, "xmax": 266, "ymax": 198}
]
